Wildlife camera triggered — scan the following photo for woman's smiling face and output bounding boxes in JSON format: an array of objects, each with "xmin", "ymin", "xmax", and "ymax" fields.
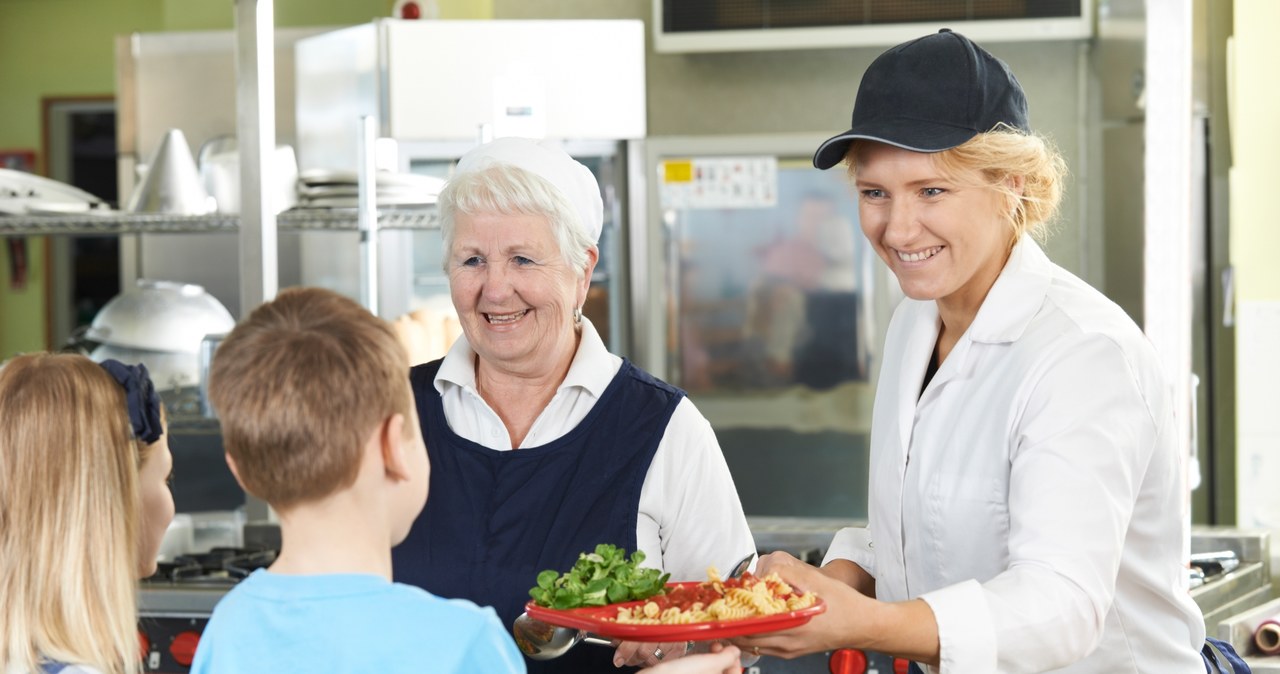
[
  {"xmin": 854, "ymin": 142, "xmax": 1014, "ymax": 319},
  {"xmin": 448, "ymin": 210, "xmax": 595, "ymax": 374}
]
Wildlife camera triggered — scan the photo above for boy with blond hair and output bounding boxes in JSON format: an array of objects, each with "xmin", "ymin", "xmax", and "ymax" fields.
[{"xmin": 191, "ymin": 287, "xmax": 524, "ymax": 674}]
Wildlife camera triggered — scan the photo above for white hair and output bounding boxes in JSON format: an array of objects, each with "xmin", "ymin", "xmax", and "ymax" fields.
[{"xmin": 438, "ymin": 163, "xmax": 596, "ymax": 275}]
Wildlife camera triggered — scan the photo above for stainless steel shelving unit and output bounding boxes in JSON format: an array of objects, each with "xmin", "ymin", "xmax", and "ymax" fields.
[{"xmin": 0, "ymin": 208, "xmax": 437, "ymax": 237}]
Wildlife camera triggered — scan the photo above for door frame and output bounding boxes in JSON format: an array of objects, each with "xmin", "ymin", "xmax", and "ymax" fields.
[{"xmin": 40, "ymin": 95, "xmax": 117, "ymax": 350}]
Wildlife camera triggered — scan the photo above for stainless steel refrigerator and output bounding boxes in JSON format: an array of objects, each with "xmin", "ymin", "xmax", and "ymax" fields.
[{"xmin": 634, "ymin": 133, "xmax": 902, "ymax": 525}]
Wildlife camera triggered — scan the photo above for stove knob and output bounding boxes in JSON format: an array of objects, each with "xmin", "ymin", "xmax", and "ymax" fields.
[
  {"xmin": 137, "ymin": 630, "xmax": 150, "ymax": 660},
  {"xmin": 828, "ymin": 648, "xmax": 868, "ymax": 674},
  {"xmin": 893, "ymin": 657, "xmax": 912, "ymax": 674},
  {"xmin": 169, "ymin": 631, "xmax": 200, "ymax": 667}
]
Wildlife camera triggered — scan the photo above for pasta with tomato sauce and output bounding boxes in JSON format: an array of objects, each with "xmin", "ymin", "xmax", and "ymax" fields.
[{"xmin": 612, "ymin": 567, "xmax": 817, "ymax": 625}]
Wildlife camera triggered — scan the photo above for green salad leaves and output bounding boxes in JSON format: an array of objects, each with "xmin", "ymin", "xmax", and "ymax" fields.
[{"xmin": 529, "ymin": 544, "xmax": 670, "ymax": 609}]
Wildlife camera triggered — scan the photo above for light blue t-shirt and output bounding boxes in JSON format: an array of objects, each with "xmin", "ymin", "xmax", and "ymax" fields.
[{"xmin": 190, "ymin": 569, "xmax": 525, "ymax": 674}]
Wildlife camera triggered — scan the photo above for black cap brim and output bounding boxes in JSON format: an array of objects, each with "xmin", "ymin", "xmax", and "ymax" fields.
[{"xmin": 812, "ymin": 121, "xmax": 981, "ymax": 170}]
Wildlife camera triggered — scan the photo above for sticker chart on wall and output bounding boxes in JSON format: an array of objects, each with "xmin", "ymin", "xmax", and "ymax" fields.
[{"xmin": 660, "ymin": 156, "xmax": 777, "ymax": 210}]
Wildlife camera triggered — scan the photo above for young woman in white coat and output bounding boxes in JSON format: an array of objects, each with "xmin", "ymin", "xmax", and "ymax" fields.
[{"xmin": 734, "ymin": 29, "xmax": 1244, "ymax": 674}]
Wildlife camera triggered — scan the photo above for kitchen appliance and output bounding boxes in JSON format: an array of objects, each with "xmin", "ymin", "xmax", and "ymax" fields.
[
  {"xmin": 635, "ymin": 134, "xmax": 900, "ymax": 522},
  {"xmin": 138, "ymin": 546, "xmax": 277, "ymax": 673},
  {"xmin": 82, "ymin": 279, "xmax": 235, "ymax": 391},
  {"xmin": 292, "ymin": 20, "xmax": 644, "ymax": 170},
  {"xmin": 292, "ymin": 19, "xmax": 645, "ymax": 346}
]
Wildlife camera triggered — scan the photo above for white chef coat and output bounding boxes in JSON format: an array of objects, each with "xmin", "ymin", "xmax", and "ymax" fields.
[
  {"xmin": 824, "ymin": 237, "xmax": 1205, "ymax": 673},
  {"xmin": 432, "ymin": 316, "xmax": 756, "ymax": 583}
]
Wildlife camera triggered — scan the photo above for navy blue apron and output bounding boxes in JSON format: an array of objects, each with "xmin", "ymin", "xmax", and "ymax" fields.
[
  {"xmin": 1202, "ymin": 637, "xmax": 1251, "ymax": 673},
  {"xmin": 393, "ymin": 358, "xmax": 684, "ymax": 674}
]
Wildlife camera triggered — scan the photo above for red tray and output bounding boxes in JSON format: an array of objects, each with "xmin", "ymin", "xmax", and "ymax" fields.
[{"xmin": 524, "ymin": 581, "xmax": 826, "ymax": 642}]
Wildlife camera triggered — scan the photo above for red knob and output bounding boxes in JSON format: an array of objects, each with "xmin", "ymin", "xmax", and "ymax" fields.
[
  {"xmin": 137, "ymin": 630, "xmax": 150, "ymax": 660},
  {"xmin": 169, "ymin": 631, "xmax": 200, "ymax": 666},
  {"xmin": 829, "ymin": 648, "xmax": 868, "ymax": 674},
  {"xmin": 893, "ymin": 657, "xmax": 912, "ymax": 674}
]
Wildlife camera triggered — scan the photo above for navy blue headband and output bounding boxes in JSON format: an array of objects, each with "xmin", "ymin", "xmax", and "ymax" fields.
[{"xmin": 98, "ymin": 359, "xmax": 164, "ymax": 444}]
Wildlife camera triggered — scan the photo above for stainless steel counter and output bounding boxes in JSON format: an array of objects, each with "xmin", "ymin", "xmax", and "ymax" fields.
[
  {"xmin": 1192, "ymin": 527, "xmax": 1275, "ymax": 638},
  {"xmin": 748, "ymin": 516, "xmax": 865, "ymax": 565},
  {"xmin": 1216, "ymin": 595, "xmax": 1280, "ymax": 670}
]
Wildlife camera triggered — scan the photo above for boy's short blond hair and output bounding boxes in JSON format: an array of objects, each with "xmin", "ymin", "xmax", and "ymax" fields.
[{"xmin": 208, "ymin": 287, "xmax": 412, "ymax": 509}]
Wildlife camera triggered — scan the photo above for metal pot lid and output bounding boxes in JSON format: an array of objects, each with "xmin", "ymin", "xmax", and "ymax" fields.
[{"xmin": 85, "ymin": 280, "xmax": 235, "ymax": 354}]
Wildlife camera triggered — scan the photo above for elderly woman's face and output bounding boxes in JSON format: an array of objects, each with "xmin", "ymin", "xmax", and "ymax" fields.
[
  {"xmin": 854, "ymin": 142, "xmax": 1012, "ymax": 315},
  {"xmin": 448, "ymin": 211, "xmax": 595, "ymax": 371}
]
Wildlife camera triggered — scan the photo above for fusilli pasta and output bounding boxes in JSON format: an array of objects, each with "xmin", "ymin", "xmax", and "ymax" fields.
[{"xmin": 612, "ymin": 567, "xmax": 817, "ymax": 625}]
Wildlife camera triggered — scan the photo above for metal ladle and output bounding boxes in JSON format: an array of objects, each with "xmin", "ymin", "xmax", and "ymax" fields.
[
  {"xmin": 512, "ymin": 613, "xmax": 613, "ymax": 660},
  {"xmin": 513, "ymin": 552, "xmax": 756, "ymax": 661}
]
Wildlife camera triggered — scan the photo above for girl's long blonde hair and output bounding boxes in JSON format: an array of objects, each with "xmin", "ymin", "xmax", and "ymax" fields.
[{"xmin": 0, "ymin": 353, "xmax": 148, "ymax": 674}]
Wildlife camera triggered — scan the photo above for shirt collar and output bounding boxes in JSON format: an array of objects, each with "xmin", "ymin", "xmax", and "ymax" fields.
[
  {"xmin": 965, "ymin": 235, "xmax": 1055, "ymax": 344},
  {"xmin": 560, "ymin": 316, "xmax": 614, "ymax": 398},
  {"xmin": 433, "ymin": 316, "xmax": 614, "ymax": 398}
]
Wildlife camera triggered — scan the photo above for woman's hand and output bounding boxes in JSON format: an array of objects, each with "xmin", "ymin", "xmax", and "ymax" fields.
[
  {"xmin": 736, "ymin": 554, "xmax": 940, "ymax": 665},
  {"xmin": 642, "ymin": 643, "xmax": 743, "ymax": 674},
  {"xmin": 613, "ymin": 640, "xmax": 692, "ymax": 667},
  {"xmin": 818, "ymin": 558, "xmax": 876, "ymax": 597},
  {"xmin": 732, "ymin": 553, "xmax": 871, "ymax": 659},
  {"xmin": 753, "ymin": 550, "xmax": 801, "ymax": 577}
]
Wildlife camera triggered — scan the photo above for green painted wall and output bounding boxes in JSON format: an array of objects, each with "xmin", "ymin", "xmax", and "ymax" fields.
[
  {"xmin": 0, "ymin": 238, "xmax": 46, "ymax": 357},
  {"xmin": 159, "ymin": 0, "xmax": 392, "ymax": 31},
  {"xmin": 157, "ymin": 0, "xmax": 490, "ymax": 31},
  {"xmin": 0, "ymin": 0, "xmax": 490, "ymax": 358},
  {"xmin": 0, "ymin": 0, "xmax": 163, "ymax": 358}
]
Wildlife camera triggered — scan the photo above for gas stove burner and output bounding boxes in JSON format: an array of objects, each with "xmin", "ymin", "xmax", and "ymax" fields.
[{"xmin": 146, "ymin": 546, "xmax": 277, "ymax": 584}]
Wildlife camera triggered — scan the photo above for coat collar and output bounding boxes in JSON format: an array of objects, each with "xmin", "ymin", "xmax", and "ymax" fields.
[
  {"xmin": 964, "ymin": 234, "xmax": 1054, "ymax": 345},
  {"xmin": 434, "ymin": 316, "xmax": 613, "ymax": 399},
  {"xmin": 891, "ymin": 236, "xmax": 1053, "ymax": 455}
]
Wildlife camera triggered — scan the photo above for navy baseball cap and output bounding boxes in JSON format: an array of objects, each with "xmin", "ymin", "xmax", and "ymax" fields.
[{"xmin": 813, "ymin": 29, "xmax": 1030, "ymax": 170}]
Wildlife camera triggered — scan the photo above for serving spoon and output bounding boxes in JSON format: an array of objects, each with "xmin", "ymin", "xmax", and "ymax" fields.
[{"xmin": 513, "ymin": 552, "xmax": 756, "ymax": 661}]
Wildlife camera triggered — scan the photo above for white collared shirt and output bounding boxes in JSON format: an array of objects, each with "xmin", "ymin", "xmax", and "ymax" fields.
[
  {"xmin": 825, "ymin": 237, "xmax": 1205, "ymax": 673},
  {"xmin": 432, "ymin": 317, "xmax": 756, "ymax": 582}
]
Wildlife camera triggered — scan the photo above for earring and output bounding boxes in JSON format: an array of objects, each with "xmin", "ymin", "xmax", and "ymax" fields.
[{"xmin": 573, "ymin": 307, "xmax": 582, "ymax": 325}]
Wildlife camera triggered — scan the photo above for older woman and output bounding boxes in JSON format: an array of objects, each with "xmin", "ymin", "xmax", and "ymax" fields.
[
  {"xmin": 392, "ymin": 137, "xmax": 755, "ymax": 673},
  {"xmin": 734, "ymin": 30, "xmax": 1226, "ymax": 674}
]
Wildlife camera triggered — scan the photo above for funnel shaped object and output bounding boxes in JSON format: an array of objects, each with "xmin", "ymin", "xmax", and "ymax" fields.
[{"xmin": 128, "ymin": 129, "xmax": 214, "ymax": 214}]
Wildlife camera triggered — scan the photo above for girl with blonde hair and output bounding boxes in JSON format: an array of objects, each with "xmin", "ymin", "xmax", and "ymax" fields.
[{"xmin": 1, "ymin": 354, "xmax": 174, "ymax": 674}]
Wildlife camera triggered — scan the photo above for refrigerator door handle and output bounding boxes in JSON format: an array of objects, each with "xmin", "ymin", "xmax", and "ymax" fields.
[{"xmin": 1221, "ymin": 266, "xmax": 1235, "ymax": 328}]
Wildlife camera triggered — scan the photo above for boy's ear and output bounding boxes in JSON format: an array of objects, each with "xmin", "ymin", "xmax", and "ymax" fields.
[
  {"xmin": 224, "ymin": 453, "xmax": 249, "ymax": 491},
  {"xmin": 380, "ymin": 413, "xmax": 411, "ymax": 482}
]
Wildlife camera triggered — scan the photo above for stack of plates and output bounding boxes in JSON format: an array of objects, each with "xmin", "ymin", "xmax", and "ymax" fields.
[
  {"xmin": 0, "ymin": 168, "xmax": 113, "ymax": 215},
  {"xmin": 296, "ymin": 169, "xmax": 445, "ymax": 208}
]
